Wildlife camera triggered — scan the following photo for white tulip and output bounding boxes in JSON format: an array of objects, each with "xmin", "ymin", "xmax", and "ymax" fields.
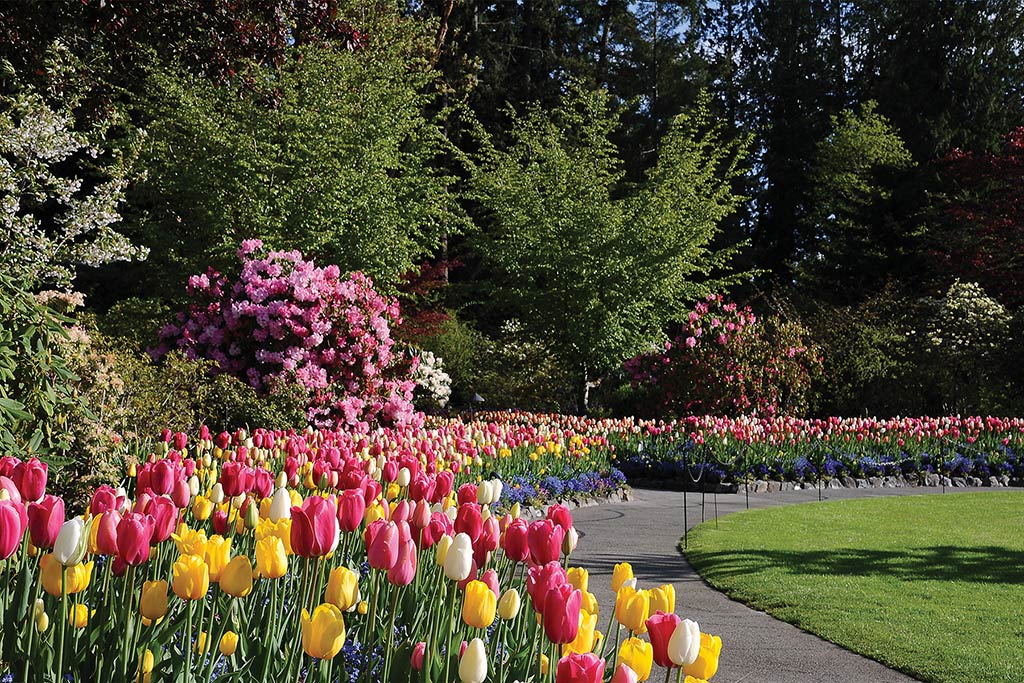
[
  {"xmin": 668, "ymin": 619, "xmax": 701, "ymax": 666},
  {"xmin": 396, "ymin": 467, "xmax": 411, "ymax": 488},
  {"xmin": 459, "ymin": 638, "xmax": 487, "ymax": 683},
  {"xmin": 562, "ymin": 526, "xmax": 579, "ymax": 555},
  {"xmin": 489, "ymin": 479, "xmax": 503, "ymax": 503},
  {"xmin": 444, "ymin": 533, "xmax": 473, "ymax": 581},
  {"xmin": 210, "ymin": 483, "xmax": 224, "ymax": 505},
  {"xmin": 269, "ymin": 487, "xmax": 292, "ymax": 522},
  {"xmin": 476, "ymin": 481, "xmax": 491, "ymax": 505},
  {"xmin": 275, "ymin": 472, "xmax": 288, "ymax": 489},
  {"xmin": 54, "ymin": 517, "xmax": 89, "ymax": 567},
  {"xmin": 188, "ymin": 475, "xmax": 200, "ymax": 497}
]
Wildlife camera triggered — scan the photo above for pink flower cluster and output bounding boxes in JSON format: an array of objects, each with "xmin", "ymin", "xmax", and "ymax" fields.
[
  {"xmin": 151, "ymin": 240, "xmax": 421, "ymax": 430},
  {"xmin": 625, "ymin": 295, "xmax": 820, "ymax": 417}
]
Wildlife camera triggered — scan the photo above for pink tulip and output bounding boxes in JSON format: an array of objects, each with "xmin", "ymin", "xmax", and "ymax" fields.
[
  {"xmin": 365, "ymin": 520, "xmax": 399, "ymax": 570},
  {"xmin": 528, "ymin": 519, "xmax": 565, "ymax": 565},
  {"xmin": 543, "ymin": 582, "xmax": 581, "ymax": 644},
  {"xmin": 646, "ymin": 611, "xmax": 682, "ymax": 667},
  {"xmin": 27, "ymin": 495, "xmax": 64, "ymax": 549},
  {"xmin": 291, "ymin": 496, "xmax": 338, "ymax": 558},
  {"xmin": 15, "ymin": 458, "xmax": 47, "ymax": 502},
  {"xmin": 95, "ymin": 509, "xmax": 121, "ymax": 555},
  {"xmin": 502, "ymin": 518, "xmax": 530, "ymax": 563},
  {"xmin": 337, "ymin": 489, "xmax": 366, "ymax": 532},
  {"xmin": 0, "ymin": 499, "xmax": 27, "ymax": 559},
  {"xmin": 387, "ymin": 538, "xmax": 417, "ymax": 586},
  {"xmin": 556, "ymin": 652, "xmax": 605, "ymax": 683},
  {"xmin": 116, "ymin": 512, "xmax": 155, "ymax": 566}
]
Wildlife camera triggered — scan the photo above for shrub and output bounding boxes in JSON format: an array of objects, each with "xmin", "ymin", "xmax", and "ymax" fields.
[
  {"xmin": 626, "ymin": 296, "xmax": 821, "ymax": 417},
  {"xmin": 152, "ymin": 240, "xmax": 419, "ymax": 430}
]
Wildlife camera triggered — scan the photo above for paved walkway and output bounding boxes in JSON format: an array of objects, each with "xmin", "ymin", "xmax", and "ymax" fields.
[{"xmin": 570, "ymin": 485, "xmax": 1021, "ymax": 683}]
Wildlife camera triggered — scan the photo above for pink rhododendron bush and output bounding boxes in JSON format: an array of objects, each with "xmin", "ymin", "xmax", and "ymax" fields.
[
  {"xmin": 625, "ymin": 296, "xmax": 822, "ymax": 418},
  {"xmin": 152, "ymin": 240, "xmax": 419, "ymax": 430}
]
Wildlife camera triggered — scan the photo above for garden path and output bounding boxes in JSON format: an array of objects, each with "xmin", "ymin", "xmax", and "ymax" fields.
[{"xmin": 570, "ymin": 485, "xmax": 1017, "ymax": 683}]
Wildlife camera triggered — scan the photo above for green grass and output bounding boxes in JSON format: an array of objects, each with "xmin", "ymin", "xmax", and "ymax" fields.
[{"xmin": 684, "ymin": 492, "xmax": 1024, "ymax": 683}]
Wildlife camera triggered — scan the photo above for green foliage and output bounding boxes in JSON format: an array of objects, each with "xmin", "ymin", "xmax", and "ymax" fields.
[
  {"xmin": 799, "ymin": 101, "xmax": 917, "ymax": 303},
  {"xmin": 0, "ymin": 276, "xmax": 86, "ymax": 460},
  {"xmin": 130, "ymin": 4, "xmax": 466, "ymax": 295},
  {"xmin": 470, "ymin": 85, "xmax": 748, "ymax": 410}
]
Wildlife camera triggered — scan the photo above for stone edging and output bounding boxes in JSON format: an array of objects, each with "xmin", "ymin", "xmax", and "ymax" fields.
[{"xmin": 628, "ymin": 474, "xmax": 1021, "ymax": 494}]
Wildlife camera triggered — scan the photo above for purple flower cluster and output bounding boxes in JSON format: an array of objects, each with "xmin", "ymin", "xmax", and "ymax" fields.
[{"xmin": 151, "ymin": 240, "xmax": 421, "ymax": 430}]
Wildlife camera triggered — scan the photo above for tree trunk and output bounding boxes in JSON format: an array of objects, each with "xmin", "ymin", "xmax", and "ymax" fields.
[{"xmin": 578, "ymin": 365, "xmax": 590, "ymax": 416}]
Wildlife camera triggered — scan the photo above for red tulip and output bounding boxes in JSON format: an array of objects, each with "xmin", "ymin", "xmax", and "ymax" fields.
[
  {"xmin": 116, "ymin": 512, "xmax": 155, "ymax": 566},
  {"xmin": 455, "ymin": 503, "xmax": 482, "ymax": 543},
  {"xmin": 337, "ymin": 489, "xmax": 366, "ymax": 532},
  {"xmin": 365, "ymin": 520, "xmax": 399, "ymax": 570},
  {"xmin": 0, "ymin": 475, "xmax": 20, "ymax": 503},
  {"xmin": 148, "ymin": 497, "xmax": 178, "ymax": 543},
  {"xmin": 15, "ymin": 457, "xmax": 47, "ymax": 502},
  {"xmin": 546, "ymin": 504, "xmax": 573, "ymax": 532},
  {"xmin": 646, "ymin": 611, "xmax": 682, "ymax": 667},
  {"xmin": 502, "ymin": 518, "xmax": 530, "ymax": 563},
  {"xmin": 387, "ymin": 538, "xmax": 417, "ymax": 586},
  {"xmin": 556, "ymin": 652, "xmax": 605, "ymax": 683},
  {"xmin": 480, "ymin": 568, "xmax": 500, "ymax": 598},
  {"xmin": 526, "ymin": 561, "xmax": 567, "ymax": 612},
  {"xmin": 150, "ymin": 459, "xmax": 177, "ymax": 496},
  {"xmin": 543, "ymin": 582, "xmax": 582, "ymax": 644},
  {"xmin": 27, "ymin": 495, "xmax": 64, "ymax": 549},
  {"xmin": 95, "ymin": 509, "xmax": 121, "ymax": 556},
  {"xmin": 434, "ymin": 471, "xmax": 454, "ymax": 501},
  {"xmin": 220, "ymin": 461, "xmax": 254, "ymax": 498},
  {"xmin": 171, "ymin": 478, "xmax": 191, "ymax": 509},
  {"xmin": 457, "ymin": 483, "xmax": 477, "ymax": 506},
  {"xmin": 528, "ymin": 519, "xmax": 565, "ymax": 565},
  {"xmin": 0, "ymin": 499, "xmax": 27, "ymax": 559},
  {"xmin": 411, "ymin": 642, "xmax": 426, "ymax": 671},
  {"xmin": 291, "ymin": 496, "xmax": 339, "ymax": 558},
  {"xmin": 212, "ymin": 509, "xmax": 229, "ymax": 536},
  {"xmin": 89, "ymin": 485, "xmax": 120, "ymax": 515}
]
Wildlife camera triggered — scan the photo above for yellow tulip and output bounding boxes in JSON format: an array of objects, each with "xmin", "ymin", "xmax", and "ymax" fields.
[
  {"xmin": 192, "ymin": 495, "xmax": 214, "ymax": 521},
  {"xmin": 220, "ymin": 555, "xmax": 253, "ymax": 597},
  {"xmin": 567, "ymin": 567, "xmax": 589, "ymax": 594},
  {"xmin": 255, "ymin": 518, "xmax": 293, "ymax": 555},
  {"xmin": 171, "ymin": 524, "xmax": 208, "ymax": 557},
  {"xmin": 364, "ymin": 502, "xmax": 386, "ymax": 525},
  {"xmin": 140, "ymin": 580, "xmax": 169, "ymax": 620},
  {"xmin": 256, "ymin": 536, "xmax": 288, "ymax": 579},
  {"xmin": 68, "ymin": 604, "xmax": 89, "ymax": 629},
  {"xmin": 301, "ymin": 603, "xmax": 347, "ymax": 660},
  {"xmin": 497, "ymin": 588, "xmax": 520, "ymax": 621},
  {"xmin": 462, "ymin": 580, "xmax": 497, "ymax": 629},
  {"xmin": 615, "ymin": 584, "xmax": 649, "ymax": 634},
  {"xmin": 196, "ymin": 631, "xmax": 210, "ymax": 654},
  {"xmin": 172, "ymin": 554, "xmax": 210, "ymax": 600},
  {"xmin": 562, "ymin": 609, "xmax": 598, "ymax": 656},
  {"xmin": 140, "ymin": 649, "xmax": 154, "ymax": 674},
  {"xmin": 325, "ymin": 566, "xmax": 359, "ymax": 612},
  {"xmin": 617, "ymin": 637, "xmax": 654, "ymax": 682},
  {"xmin": 204, "ymin": 536, "xmax": 232, "ymax": 582},
  {"xmin": 682, "ymin": 632, "xmax": 722, "ymax": 680},
  {"xmin": 40, "ymin": 554, "xmax": 94, "ymax": 596},
  {"xmin": 581, "ymin": 590, "xmax": 599, "ymax": 616},
  {"xmin": 649, "ymin": 584, "xmax": 675, "ymax": 615},
  {"xmin": 219, "ymin": 631, "xmax": 239, "ymax": 657},
  {"xmin": 612, "ymin": 562, "xmax": 634, "ymax": 592}
]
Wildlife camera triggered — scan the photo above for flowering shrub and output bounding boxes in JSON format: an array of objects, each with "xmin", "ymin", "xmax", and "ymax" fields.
[
  {"xmin": 625, "ymin": 296, "xmax": 821, "ymax": 417},
  {"xmin": 927, "ymin": 280, "xmax": 1010, "ymax": 360},
  {"xmin": 152, "ymin": 240, "xmax": 419, "ymax": 430},
  {"xmin": 411, "ymin": 350, "xmax": 452, "ymax": 410}
]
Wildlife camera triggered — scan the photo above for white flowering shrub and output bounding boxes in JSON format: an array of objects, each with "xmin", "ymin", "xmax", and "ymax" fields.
[
  {"xmin": 0, "ymin": 91, "xmax": 147, "ymax": 290},
  {"xmin": 927, "ymin": 280, "xmax": 1010, "ymax": 359},
  {"xmin": 412, "ymin": 350, "xmax": 452, "ymax": 410}
]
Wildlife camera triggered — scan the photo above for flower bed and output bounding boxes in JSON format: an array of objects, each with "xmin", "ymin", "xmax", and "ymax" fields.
[{"xmin": 0, "ymin": 425, "xmax": 714, "ymax": 683}]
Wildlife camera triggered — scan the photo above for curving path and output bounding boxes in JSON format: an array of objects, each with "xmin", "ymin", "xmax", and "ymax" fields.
[{"xmin": 569, "ymin": 485, "xmax": 1020, "ymax": 683}]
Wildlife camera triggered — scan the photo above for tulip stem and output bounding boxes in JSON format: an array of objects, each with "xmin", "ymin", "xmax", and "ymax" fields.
[
  {"xmin": 382, "ymin": 585, "xmax": 400, "ymax": 683},
  {"xmin": 443, "ymin": 581, "xmax": 457, "ymax": 683},
  {"xmin": 676, "ymin": 666, "xmax": 684, "ymax": 683},
  {"xmin": 666, "ymin": 666, "xmax": 672, "ymax": 683},
  {"xmin": 185, "ymin": 599, "xmax": 195, "ymax": 681},
  {"xmin": 56, "ymin": 566, "xmax": 66, "ymax": 683}
]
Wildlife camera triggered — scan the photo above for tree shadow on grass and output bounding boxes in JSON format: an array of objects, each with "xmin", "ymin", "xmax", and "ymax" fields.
[{"xmin": 687, "ymin": 545, "xmax": 1024, "ymax": 584}]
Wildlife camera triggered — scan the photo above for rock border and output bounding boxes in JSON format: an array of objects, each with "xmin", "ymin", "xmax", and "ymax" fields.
[{"xmin": 628, "ymin": 473, "xmax": 1021, "ymax": 494}]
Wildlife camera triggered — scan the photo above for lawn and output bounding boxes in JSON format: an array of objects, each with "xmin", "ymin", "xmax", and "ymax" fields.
[{"xmin": 684, "ymin": 491, "xmax": 1024, "ymax": 683}]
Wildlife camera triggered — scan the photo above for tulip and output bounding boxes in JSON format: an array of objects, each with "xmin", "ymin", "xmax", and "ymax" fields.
[
  {"xmin": 291, "ymin": 496, "xmax": 339, "ymax": 558},
  {"xmin": 411, "ymin": 641, "xmax": 426, "ymax": 670},
  {"xmin": 543, "ymin": 582, "xmax": 582, "ymax": 644},
  {"xmin": 434, "ymin": 534, "xmax": 452, "ymax": 566},
  {"xmin": 459, "ymin": 637, "xmax": 487, "ymax": 683},
  {"xmin": 0, "ymin": 475, "xmax": 20, "ymax": 503},
  {"xmin": 140, "ymin": 580, "xmax": 169, "ymax": 620},
  {"xmin": 68, "ymin": 603, "xmax": 89, "ymax": 628},
  {"xmin": 204, "ymin": 535, "xmax": 231, "ymax": 582},
  {"xmin": 40, "ymin": 554, "xmax": 94, "ymax": 596},
  {"xmin": 501, "ymin": 518, "xmax": 530, "ymax": 563},
  {"xmin": 562, "ymin": 609, "xmax": 598, "ymax": 656},
  {"xmin": 610, "ymin": 663, "xmax": 640, "ymax": 683},
  {"xmin": 93, "ymin": 509, "xmax": 121, "ymax": 556},
  {"xmin": 387, "ymin": 538, "xmax": 417, "ymax": 586},
  {"xmin": 556, "ymin": 652, "xmax": 605, "ymax": 683},
  {"xmin": 479, "ymin": 568, "xmax": 499, "ymax": 598},
  {"xmin": 171, "ymin": 524, "xmax": 208, "ymax": 557},
  {"xmin": 27, "ymin": 495, "xmax": 64, "ymax": 549},
  {"xmin": 547, "ymin": 503, "xmax": 573, "ymax": 531},
  {"xmin": 581, "ymin": 590, "xmax": 598, "ymax": 616},
  {"xmin": 16, "ymin": 457, "xmax": 47, "ymax": 502},
  {"xmin": 462, "ymin": 580, "xmax": 497, "ymax": 629},
  {"xmin": 256, "ymin": 536, "xmax": 288, "ymax": 579},
  {"xmin": 35, "ymin": 611, "xmax": 50, "ymax": 633},
  {"xmin": 365, "ymin": 520, "xmax": 399, "ymax": 570},
  {"xmin": 220, "ymin": 555, "xmax": 254, "ymax": 597},
  {"xmin": 616, "ymin": 637, "xmax": 653, "ymax": 682},
  {"xmin": 116, "ymin": 512, "xmax": 155, "ymax": 566},
  {"xmin": 498, "ymin": 588, "xmax": 520, "ymax": 620},
  {"xmin": 192, "ymin": 495, "xmax": 214, "ymax": 521},
  {"xmin": 454, "ymin": 503, "xmax": 482, "ymax": 542},
  {"xmin": 615, "ymin": 585, "xmax": 649, "ymax": 634},
  {"xmin": 648, "ymin": 584, "xmax": 675, "ymax": 615},
  {"xmin": 301, "ymin": 603, "xmax": 347, "ymax": 660},
  {"xmin": 172, "ymin": 553, "xmax": 210, "ymax": 600},
  {"xmin": 668, "ymin": 619, "xmax": 701, "ymax": 667},
  {"xmin": 54, "ymin": 517, "xmax": 90, "ymax": 567},
  {"xmin": 567, "ymin": 567, "xmax": 589, "ymax": 594},
  {"xmin": 611, "ymin": 562, "xmax": 634, "ymax": 592},
  {"xmin": 526, "ymin": 561, "xmax": 567, "ymax": 612},
  {"xmin": 682, "ymin": 632, "xmax": 722, "ymax": 680},
  {"xmin": 444, "ymin": 533, "xmax": 473, "ymax": 581},
  {"xmin": 0, "ymin": 498, "xmax": 26, "ymax": 560},
  {"xmin": 269, "ymin": 487, "xmax": 292, "ymax": 522},
  {"xmin": 528, "ymin": 519, "xmax": 565, "ymax": 565},
  {"xmin": 325, "ymin": 566, "xmax": 359, "ymax": 611},
  {"xmin": 219, "ymin": 631, "xmax": 239, "ymax": 657},
  {"xmin": 646, "ymin": 611, "xmax": 682, "ymax": 667}
]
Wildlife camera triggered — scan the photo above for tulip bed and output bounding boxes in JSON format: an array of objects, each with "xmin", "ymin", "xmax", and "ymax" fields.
[{"xmin": 0, "ymin": 425, "xmax": 719, "ymax": 683}]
